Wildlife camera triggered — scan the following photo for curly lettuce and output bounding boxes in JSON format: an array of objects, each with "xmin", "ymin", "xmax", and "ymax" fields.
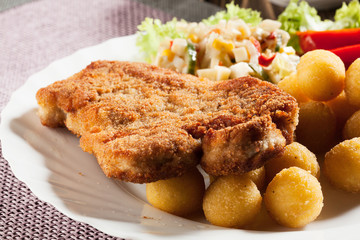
[
  {"xmin": 202, "ymin": 1, "xmax": 262, "ymax": 26},
  {"xmin": 334, "ymin": 0, "xmax": 360, "ymax": 29},
  {"xmin": 136, "ymin": 18, "xmax": 186, "ymax": 62},
  {"xmin": 277, "ymin": 0, "xmax": 333, "ymax": 53}
]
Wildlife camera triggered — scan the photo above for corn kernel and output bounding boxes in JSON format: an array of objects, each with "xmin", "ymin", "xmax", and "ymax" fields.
[
  {"xmin": 212, "ymin": 39, "xmax": 234, "ymax": 53},
  {"xmin": 162, "ymin": 49, "xmax": 175, "ymax": 62},
  {"xmin": 188, "ymin": 34, "xmax": 200, "ymax": 43}
]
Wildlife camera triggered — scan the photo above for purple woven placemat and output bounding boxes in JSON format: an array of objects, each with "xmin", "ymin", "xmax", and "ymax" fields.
[{"xmin": 0, "ymin": 0, "xmax": 171, "ymax": 238}]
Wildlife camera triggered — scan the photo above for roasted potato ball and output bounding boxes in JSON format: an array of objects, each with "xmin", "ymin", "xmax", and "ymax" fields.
[
  {"xmin": 296, "ymin": 101, "xmax": 337, "ymax": 153},
  {"xmin": 203, "ymin": 175, "xmax": 262, "ymax": 228},
  {"xmin": 345, "ymin": 58, "xmax": 360, "ymax": 107},
  {"xmin": 245, "ymin": 166, "xmax": 266, "ymax": 191},
  {"xmin": 326, "ymin": 91, "xmax": 358, "ymax": 135},
  {"xmin": 264, "ymin": 167, "xmax": 323, "ymax": 228},
  {"xmin": 210, "ymin": 166, "xmax": 266, "ymax": 191},
  {"xmin": 265, "ymin": 142, "xmax": 319, "ymax": 182},
  {"xmin": 297, "ymin": 50, "xmax": 345, "ymax": 101},
  {"xmin": 343, "ymin": 110, "xmax": 360, "ymax": 140},
  {"xmin": 324, "ymin": 138, "xmax": 360, "ymax": 193},
  {"xmin": 277, "ymin": 73, "xmax": 309, "ymax": 103},
  {"xmin": 146, "ymin": 168, "xmax": 205, "ymax": 216}
]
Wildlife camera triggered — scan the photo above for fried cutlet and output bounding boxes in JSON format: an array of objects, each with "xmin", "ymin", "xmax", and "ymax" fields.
[{"xmin": 36, "ymin": 61, "xmax": 298, "ymax": 183}]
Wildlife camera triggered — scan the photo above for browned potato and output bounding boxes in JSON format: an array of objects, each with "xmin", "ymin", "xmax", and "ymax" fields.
[
  {"xmin": 324, "ymin": 138, "xmax": 360, "ymax": 193},
  {"xmin": 343, "ymin": 110, "xmax": 360, "ymax": 140},
  {"xmin": 265, "ymin": 142, "xmax": 319, "ymax": 182},
  {"xmin": 245, "ymin": 166, "xmax": 266, "ymax": 191},
  {"xmin": 296, "ymin": 101, "xmax": 337, "ymax": 153},
  {"xmin": 264, "ymin": 167, "xmax": 323, "ymax": 228},
  {"xmin": 203, "ymin": 175, "xmax": 262, "ymax": 228},
  {"xmin": 209, "ymin": 166, "xmax": 266, "ymax": 191},
  {"xmin": 345, "ymin": 58, "xmax": 360, "ymax": 107},
  {"xmin": 277, "ymin": 73, "xmax": 309, "ymax": 103},
  {"xmin": 297, "ymin": 50, "xmax": 345, "ymax": 101},
  {"xmin": 326, "ymin": 91, "xmax": 358, "ymax": 136},
  {"xmin": 146, "ymin": 168, "xmax": 205, "ymax": 216}
]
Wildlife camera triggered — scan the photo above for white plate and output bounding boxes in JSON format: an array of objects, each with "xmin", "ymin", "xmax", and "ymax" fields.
[{"xmin": 1, "ymin": 34, "xmax": 360, "ymax": 240}]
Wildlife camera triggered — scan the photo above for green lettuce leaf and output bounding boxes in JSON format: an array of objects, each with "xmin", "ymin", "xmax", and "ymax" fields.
[
  {"xmin": 136, "ymin": 18, "xmax": 186, "ymax": 62},
  {"xmin": 277, "ymin": 0, "xmax": 333, "ymax": 53},
  {"xmin": 334, "ymin": 0, "xmax": 360, "ymax": 29},
  {"xmin": 202, "ymin": 1, "xmax": 262, "ymax": 26}
]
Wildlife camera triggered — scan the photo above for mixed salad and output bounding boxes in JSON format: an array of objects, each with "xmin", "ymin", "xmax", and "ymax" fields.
[{"xmin": 136, "ymin": 0, "xmax": 360, "ymax": 83}]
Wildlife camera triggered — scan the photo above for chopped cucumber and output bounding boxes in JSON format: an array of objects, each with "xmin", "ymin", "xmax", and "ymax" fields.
[
  {"xmin": 187, "ymin": 43, "xmax": 197, "ymax": 75},
  {"xmin": 248, "ymin": 63, "xmax": 270, "ymax": 82}
]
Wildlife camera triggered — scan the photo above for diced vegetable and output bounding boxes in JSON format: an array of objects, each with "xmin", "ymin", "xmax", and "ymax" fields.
[
  {"xmin": 249, "ymin": 37, "xmax": 261, "ymax": 53},
  {"xmin": 248, "ymin": 63, "xmax": 269, "ymax": 81},
  {"xmin": 259, "ymin": 20, "xmax": 282, "ymax": 33},
  {"xmin": 266, "ymin": 54, "xmax": 297, "ymax": 83},
  {"xmin": 136, "ymin": 2, "xmax": 298, "ymax": 82},
  {"xmin": 187, "ymin": 43, "xmax": 197, "ymax": 74},
  {"xmin": 233, "ymin": 47, "xmax": 249, "ymax": 62},
  {"xmin": 214, "ymin": 66, "xmax": 231, "ymax": 80},
  {"xmin": 197, "ymin": 68, "xmax": 217, "ymax": 80},
  {"xmin": 172, "ymin": 56, "xmax": 186, "ymax": 71},
  {"xmin": 230, "ymin": 62, "xmax": 253, "ymax": 79},
  {"xmin": 259, "ymin": 54, "xmax": 276, "ymax": 67},
  {"xmin": 171, "ymin": 38, "xmax": 188, "ymax": 56},
  {"xmin": 162, "ymin": 49, "xmax": 175, "ymax": 62},
  {"xmin": 188, "ymin": 33, "xmax": 200, "ymax": 43},
  {"xmin": 197, "ymin": 66, "xmax": 231, "ymax": 81},
  {"xmin": 212, "ymin": 39, "xmax": 234, "ymax": 53}
]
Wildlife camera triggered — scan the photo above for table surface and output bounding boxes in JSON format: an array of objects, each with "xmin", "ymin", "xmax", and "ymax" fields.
[{"xmin": 0, "ymin": 0, "xmax": 338, "ymax": 239}]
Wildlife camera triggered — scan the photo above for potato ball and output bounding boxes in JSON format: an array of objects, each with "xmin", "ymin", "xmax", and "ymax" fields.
[
  {"xmin": 345, "ymin": 58, "xmax": 360, "ymax": 107},
  {"xmin": 326, "ymin": 91, "xmax": 358, "ymax": 135},
  {"xmin": 264, "ymin": 167, "xmax": 323, "ymax": 228},
  {"xmin": 210, "ymin": 166, "xmax": 266, "ymax": 191},
  {"xmin": 297, "ymin": 50, "xmax": 345, "ymax": 101},
  {"xmin": 245, "ymin": 166, "xmax": 266, "ymax": 191},
  {"xmin": 146, "ymin": 168, "xmax": 205, "ymax": 216},
  {"xmin": 277, "ymin": 73, "xmax": 309, "ymax": 103},
  {"xmin": 265, "ymin": 142, "xmax": 319, "ymax": 182},
  {"xmin": 203, "ymin": 175, "xmax": 262, "ymax": 228},
  {"xmin": 324, "ymin": 138, "xmax": 360, "ymax": 193},
  {"xmin": 343, "ymin": 110, "xmax": 360, "ymax": 140},
  {"xmin": 296, "ymin": 101, "xmax": 337, "ymax": 153}
]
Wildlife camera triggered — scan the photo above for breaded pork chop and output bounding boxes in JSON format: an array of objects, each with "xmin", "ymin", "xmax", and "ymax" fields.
[{"xmin": 36, "ymin": 61, "xmax": 298, "ymax": 183}]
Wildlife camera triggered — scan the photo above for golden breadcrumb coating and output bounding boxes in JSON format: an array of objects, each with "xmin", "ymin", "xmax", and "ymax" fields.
[{"xmin": 36, "ymin": 61, "xmax": 298, "ymax": 183}]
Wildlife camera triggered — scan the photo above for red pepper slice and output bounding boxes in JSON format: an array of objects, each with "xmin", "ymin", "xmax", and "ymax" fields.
[
  {"xmin": 169, "ymin": 40, "xmax": 174, "ymax": 49},
  {"xmin": 330, "ymin": 44, "xmax": 360, "ymax": 69},
  {"xmin": 250, "ymin": 36, "xmax": 261, "ymax": 53},
  {"xmin": 267, "ymin": 32, "xmax": 276, "ymax": 40},
  {"xmin": 259, "ymin": 53, "xmax": 276, "ymax": 67},
  {"xmin": 297, "ymin": 28, "xmax": 360, "ymax": 53}
]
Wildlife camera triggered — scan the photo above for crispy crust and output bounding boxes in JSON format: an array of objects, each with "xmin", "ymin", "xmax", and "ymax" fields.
[{"xmin": 36, "ymin": 61, "xmax": 298, "ymax": 183}]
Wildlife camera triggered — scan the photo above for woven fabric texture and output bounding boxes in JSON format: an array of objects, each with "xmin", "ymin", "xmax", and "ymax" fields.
[{"xmin": 0, "ymin": 0, "xmax": 172, "ymax": 238}]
